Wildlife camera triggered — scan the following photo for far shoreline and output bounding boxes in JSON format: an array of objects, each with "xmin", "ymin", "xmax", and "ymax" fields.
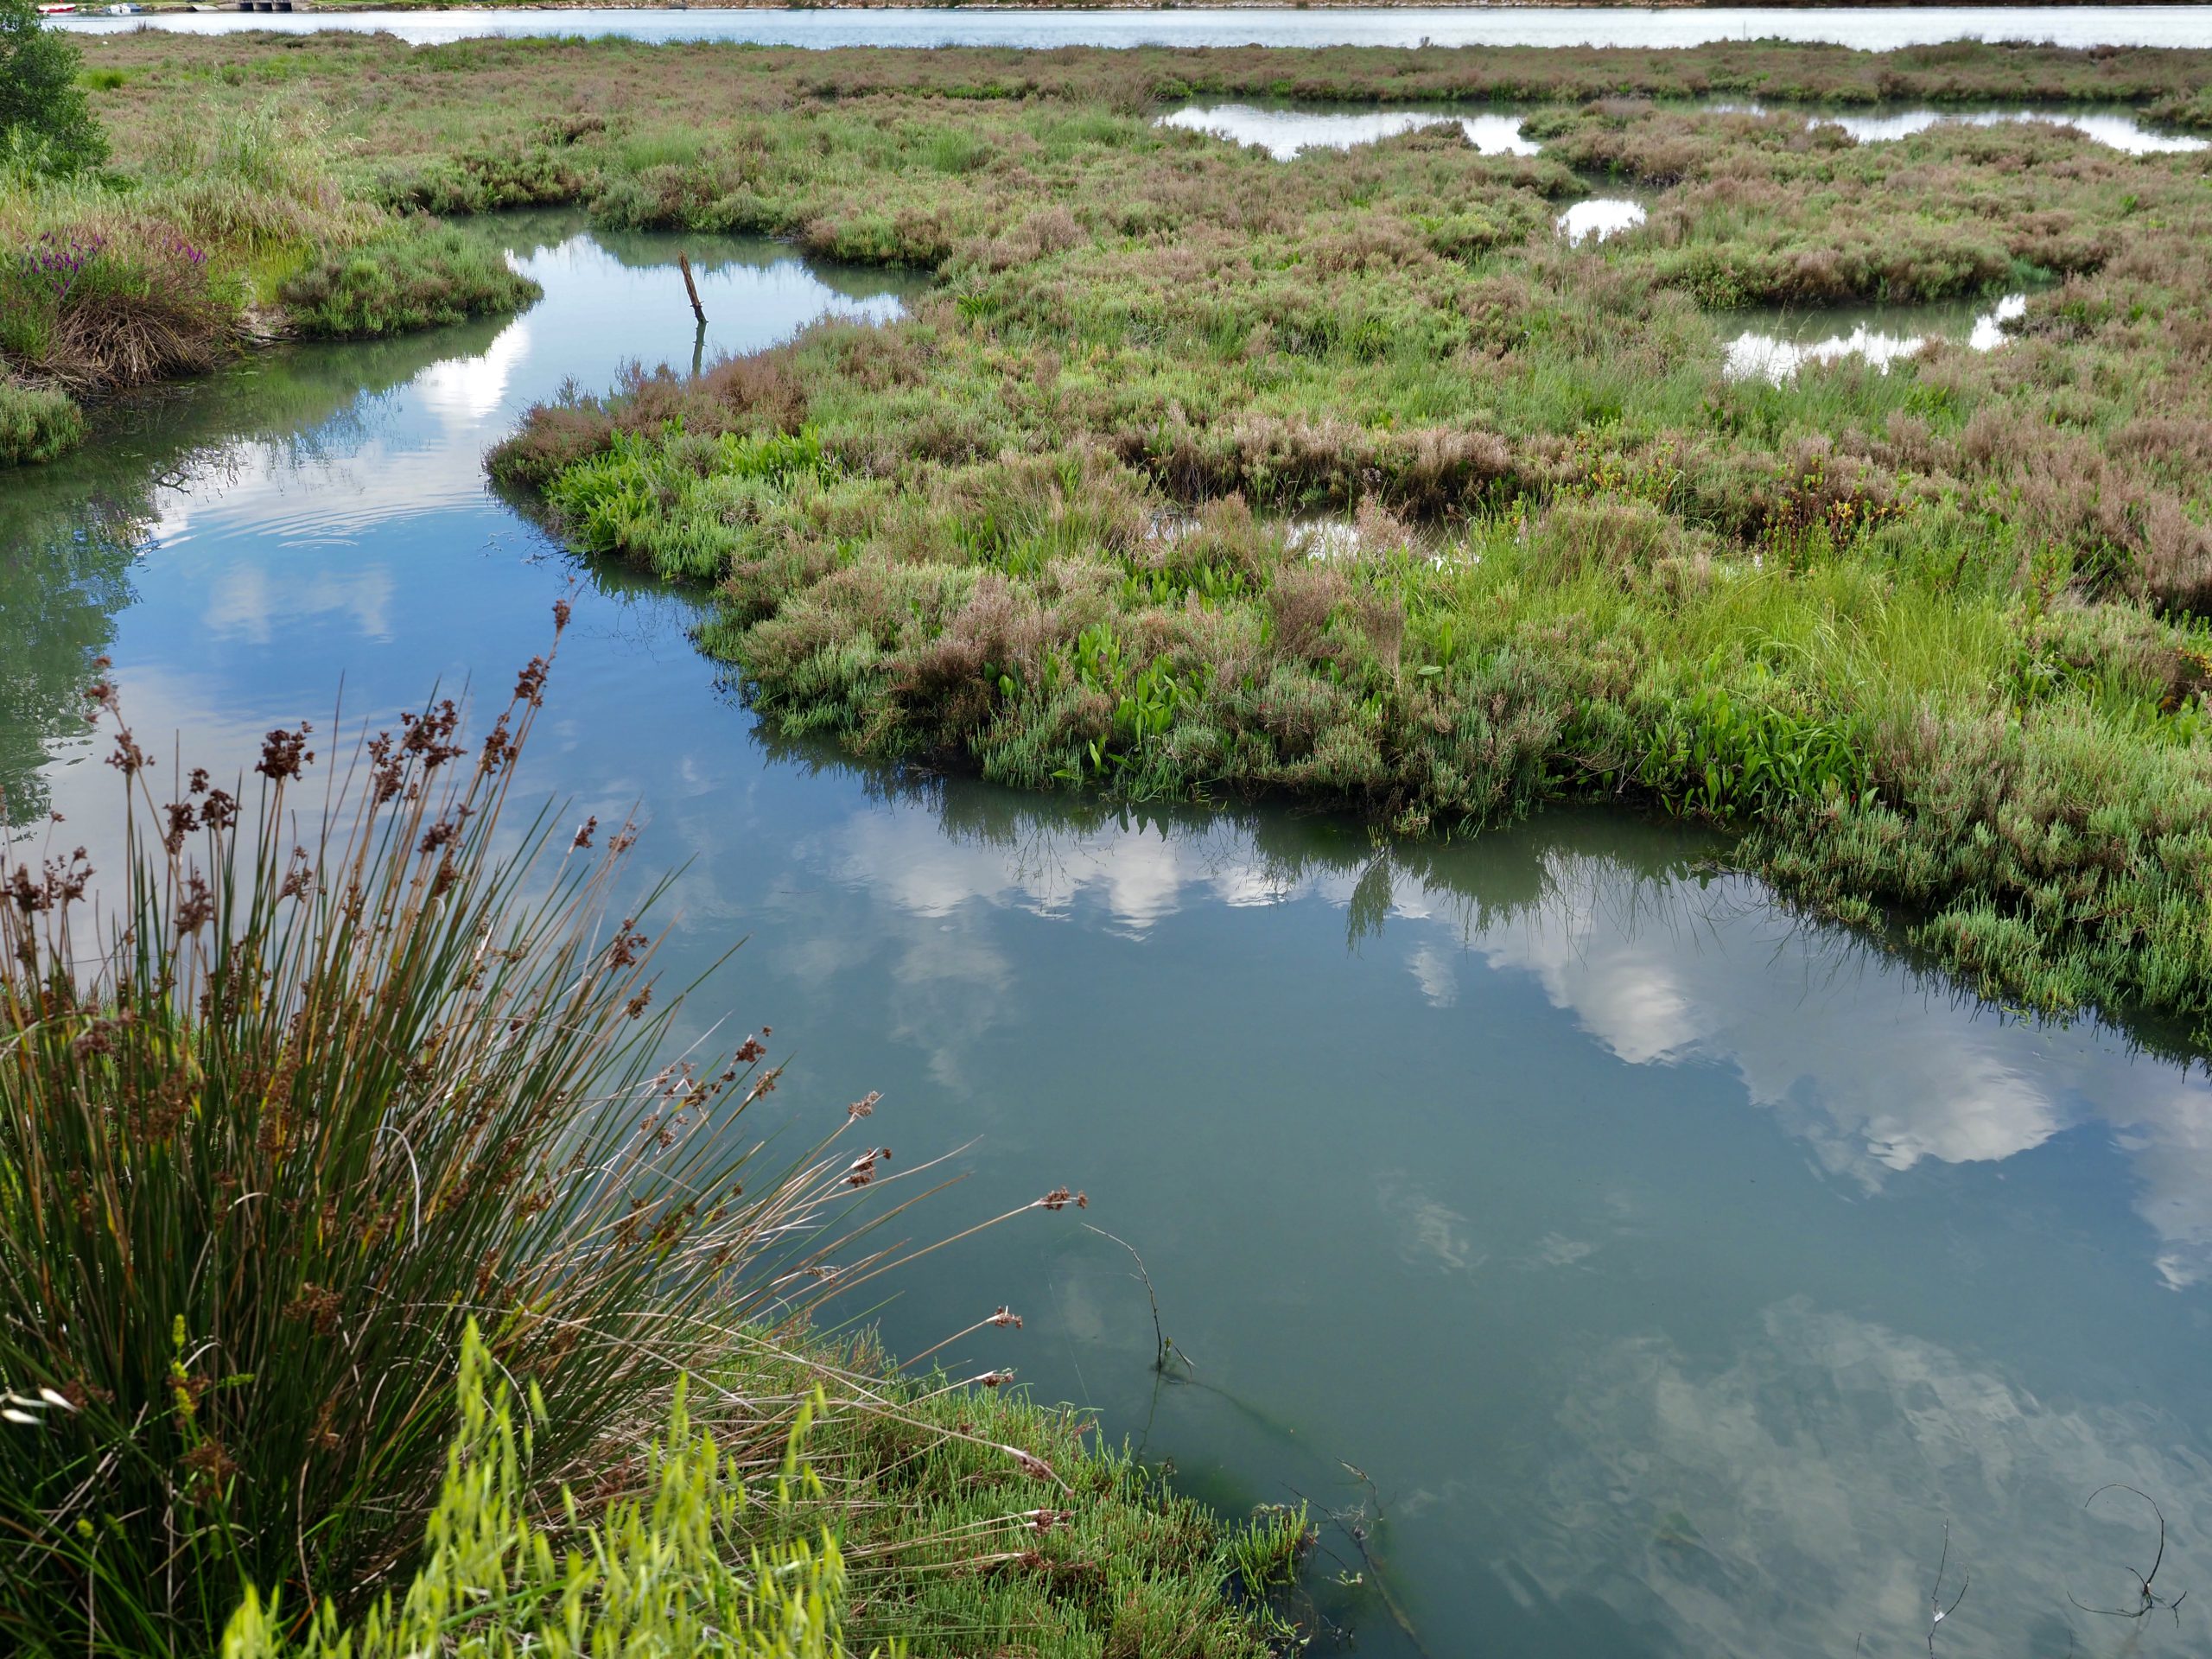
[{"xmin": 62, "ymin": 0, "xmax": 2212, "ymax": 17}]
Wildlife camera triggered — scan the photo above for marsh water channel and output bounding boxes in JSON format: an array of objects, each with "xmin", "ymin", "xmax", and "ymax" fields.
[{"xmin": 9, "ymin": 214, "xmax": 2212, "ymax": 1659}]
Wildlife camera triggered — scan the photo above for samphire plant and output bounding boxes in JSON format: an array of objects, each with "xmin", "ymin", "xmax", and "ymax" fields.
[{"xmin": 217, "ymin": 1322, "xmax": 863, "ymax": 1659}]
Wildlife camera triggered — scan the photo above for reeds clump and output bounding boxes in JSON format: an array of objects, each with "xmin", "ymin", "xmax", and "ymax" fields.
[{"xmin": 0, "ymin": 603, "xmax": 911, "ymax": 1655}]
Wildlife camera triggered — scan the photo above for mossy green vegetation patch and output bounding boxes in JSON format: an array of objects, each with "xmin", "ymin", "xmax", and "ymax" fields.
[
  {"xmin": 279, "ymin": 220, "xmax": 544, "ymax": 339},
  {"xmin": 0, "ymin": 378, "xmax": 83, "ymax": 465}
]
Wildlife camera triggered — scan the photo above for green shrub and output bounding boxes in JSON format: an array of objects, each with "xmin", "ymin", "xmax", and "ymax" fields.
[
  {"xmin": 279, "ymin": 222, "xmax": 543, "ymax": 339},
  {"xmin": 0, "ymin": 378, "xmax": 82, "ymax": 465},
  {"xmin": 0, "ymin": 0, "xmax": 106, "ymax": 179},
  {"xmin": 218, "ymin": 1325, "xmax": 856, "ymax": 1659}
]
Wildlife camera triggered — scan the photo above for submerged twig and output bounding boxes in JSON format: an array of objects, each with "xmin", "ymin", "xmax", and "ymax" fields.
[
  {"xmin": 2069, "ymin": 1484, "xmax": 2189, "ymax": 1626},
  {"xmin": 1083, "ymin": 1224, "xmax": 1192, "ymax": 1375},
  {"xmin": 1300, "ymin": 1462, "xmax": 1429, "ymax": 1659},
  {"xmin": 1929, "ymin": 1522, "xmax": 1967, "ymax": 1656}
]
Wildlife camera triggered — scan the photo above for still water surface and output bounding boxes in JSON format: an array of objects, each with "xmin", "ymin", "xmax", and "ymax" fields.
[
  {"xmin": 54, "ymin": 4, "xmax": 2212, "ymax": 48},
  {"xmin": 1160, "ymin": 99, "xmax": 2209, "ymax": 158},
  {"xmin": 1722, "ymin": 103, "xmax": 2209, "ymax": 153},
  {"xmin": 1724, "ymin": 292, "xmax": 2027, "ymax": 382},
  {"xmin": 1158, "ymin": 103, "xmax": 1544, "ymax": 160},
  {"xmin": 7, "ymin": 215, "xmax": 2212, "ymax": 1659}
]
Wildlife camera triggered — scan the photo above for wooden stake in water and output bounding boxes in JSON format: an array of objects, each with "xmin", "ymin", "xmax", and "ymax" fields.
[{"xmin": 677, "ymin": 251, "xmax": 706, "ymax": 324}]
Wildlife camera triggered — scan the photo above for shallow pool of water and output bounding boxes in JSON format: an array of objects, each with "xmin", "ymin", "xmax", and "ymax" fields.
[
  {"xmin": 1160, "ymin": 97, "xmax": 2208, "ymax": 162},
  {"xmin": 1557, "ymin": 195, "xmax": 1645, "ymax": 243},
  {"xmin": 1158, "ymin": 102, "xmax": 1540, "ymax": 159},
  {"xmin": 1724, "ymin": 291, "xmax": 2026, "ymax": 382},
  {"xmin": 9, "ymin": 213, "xmax": 2212, "ymax": 1659},
  {"xmin": 54, "ymin": 5, "xmax": 2212, "ymax": 49},
  {"xmin": 1716, "ymin": 100, "xmax": 2210, "ymax": 154}
]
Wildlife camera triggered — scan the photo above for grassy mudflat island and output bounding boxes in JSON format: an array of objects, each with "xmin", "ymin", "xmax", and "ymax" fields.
[{"xmin": 285, "ymin": 31, "xmax": 2212, "ymax": 1047}]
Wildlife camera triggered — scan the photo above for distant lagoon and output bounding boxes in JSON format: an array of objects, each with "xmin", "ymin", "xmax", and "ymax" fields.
[{"xmin": 54, "ymin": 5, "xmax": 2212, "ymax": 50}]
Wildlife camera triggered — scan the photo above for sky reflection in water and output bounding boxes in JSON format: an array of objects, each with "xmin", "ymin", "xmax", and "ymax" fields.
[
  {"xmin": 1158, "ymin": 99, "xmax": 2207, "ymax": 161},
  {"xmin": 1156, "ymin": 104, "xmax": 1541, "ymax": 159},
  {"xmin": 1724, "ymin": 293, "xmax": 2030, "ymax": 381}
]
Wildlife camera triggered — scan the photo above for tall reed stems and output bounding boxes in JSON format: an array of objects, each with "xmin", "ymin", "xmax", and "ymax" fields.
[{"xmin": 0, "ymin": 603, "xmax": 920, "ymax": 1654}]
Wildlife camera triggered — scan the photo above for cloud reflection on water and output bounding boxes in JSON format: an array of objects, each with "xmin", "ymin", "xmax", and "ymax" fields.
[
  {"xmin": 1524, "ymin": 1298, "xmax": 2212, "ymax": 1657},
  {"xmin": 805, "ymin": 794, "xmax": 2212, "ymax": 1284}
]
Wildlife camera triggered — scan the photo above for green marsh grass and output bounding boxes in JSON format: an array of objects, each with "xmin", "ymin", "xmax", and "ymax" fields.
[
  {"xmin": 411, "ymin": 53, "xmax": 2208, "ymax": 1049},
  {"xmin": 1, "ymin": 92, "xmax": 534, "ymax": 424},
  {"xmin": 0, "ymin": 378, "xmax": 82, "ymax": 465},
  {"xmin": 278, "ymin": 223, "xmax": 543, "ymax": 339},
  {"xmin": 28, "ymin": 20, "xmax": 2212, "ymax": 1173},
  {"xmin": 486, "ymin": 89, "xmax": 2212, "ymax": 1034}
]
